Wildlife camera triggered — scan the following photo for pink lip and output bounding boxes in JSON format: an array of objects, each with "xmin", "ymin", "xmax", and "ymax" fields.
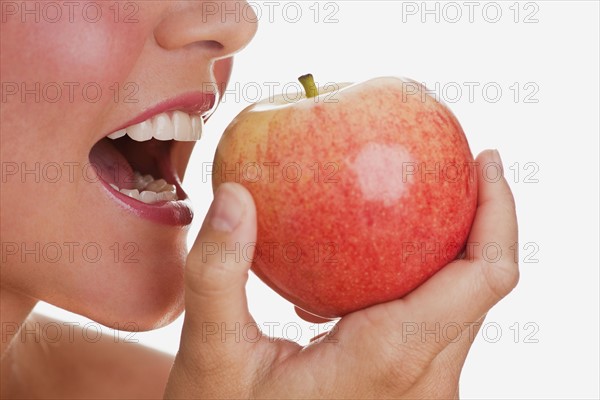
[
  {"xmin": 100, "ymin": 185, "xmax": 194, "ymax": 226},
  {"xmin": 97, "ymin": 152, "xmax": 194, "ymax": 226},
  {"xmin": 94, "ymin": 91, "xmax": 217, "ymax": 226},
  {"xmin": 109, "ymin": 91, "xmax": 218, "ymax": 135}
]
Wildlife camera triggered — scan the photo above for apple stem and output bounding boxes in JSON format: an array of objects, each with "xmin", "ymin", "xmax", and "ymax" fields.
[{"xmin": 299, "ymin": 74, "xmax": 318, "ymax": 98}]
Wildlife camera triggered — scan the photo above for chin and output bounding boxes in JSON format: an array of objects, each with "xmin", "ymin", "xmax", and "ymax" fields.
[{"xmin": 60, "ymin": 252, "xmax": 187, "ymax": 331}]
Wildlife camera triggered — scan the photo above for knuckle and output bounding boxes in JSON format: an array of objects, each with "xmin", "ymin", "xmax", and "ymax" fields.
[
  {"xmin": 480, "ymin": 259, "xmax": 520, "ymax": 301},
  {"xmin": 357, "ymin": 305, "xmax": 433, "ymax": 390},
  {"xmin": 184, "ymin": 263, "xmax": 212, "ymax": 298},
  {"xmin": 499, "ymin": 181, "xmax": 517, "ymax": 209},
  {"xmin": 185, "ymin": 259, "xmax": 240, "ymax": 298},
  {"xmin": 178, "ymin": 339, "xmax": 239, "ymax": 384},
  {"xmin": 374, "ymin": 344, "xmax": 427, "ymax": 392},
  {"xmin": 372, "ymin": 335, "xmax": 430, "ymax": 389}
]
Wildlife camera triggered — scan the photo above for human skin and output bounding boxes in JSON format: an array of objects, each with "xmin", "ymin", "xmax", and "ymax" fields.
[
  {"xmin": 0, "ymin": 1, "xmax": 519, "ymax": 398},
  {"xmin": 0, "ymin": 0, "xmax": 257, "ymax": 333}
]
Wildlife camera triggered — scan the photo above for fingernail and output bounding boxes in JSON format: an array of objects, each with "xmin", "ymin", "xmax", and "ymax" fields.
[
  {"xmin": 492, "ymin": 149, "xmax": 504, "ymax": 173},
  {"xmin": 207, "ymin": 183, "xmax": 245, "ymax": 232}
]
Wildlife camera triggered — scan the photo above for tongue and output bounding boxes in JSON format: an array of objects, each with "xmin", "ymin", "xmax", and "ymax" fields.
[{"xmin": 89, "ymin": 138, "xmax": 137, "ymax": 189}]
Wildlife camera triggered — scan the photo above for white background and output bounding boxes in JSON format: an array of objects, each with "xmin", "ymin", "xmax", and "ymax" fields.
[{"xmin": 36, "ymin": 1, "xmax": 600, "ymax": 399}]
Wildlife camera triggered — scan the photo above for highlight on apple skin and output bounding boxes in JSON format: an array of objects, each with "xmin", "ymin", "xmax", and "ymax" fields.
[{"xmin": 212, "ymin": 75, "xmax": 478, "ymax": 318}]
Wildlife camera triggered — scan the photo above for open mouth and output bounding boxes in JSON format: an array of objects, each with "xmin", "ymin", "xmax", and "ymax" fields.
[{"xmin": 89, "ymin": 94, "xmax": 216, "ymax": 226}]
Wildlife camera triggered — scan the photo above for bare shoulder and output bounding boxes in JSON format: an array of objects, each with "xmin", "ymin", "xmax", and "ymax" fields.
[{"xmin": 6, "ymin": 313, "xmax": 175, "ymax": 399}]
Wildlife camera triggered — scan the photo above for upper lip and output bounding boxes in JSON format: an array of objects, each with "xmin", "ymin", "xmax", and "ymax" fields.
[{"xmin": 103, "ymin": 91, "xmax": 218, "ymax": 139}]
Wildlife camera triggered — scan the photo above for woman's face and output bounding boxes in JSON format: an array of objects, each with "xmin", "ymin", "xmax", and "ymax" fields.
[{"xmin": 0, "ymin": 1, "xmax": 257, "ymax": 329}]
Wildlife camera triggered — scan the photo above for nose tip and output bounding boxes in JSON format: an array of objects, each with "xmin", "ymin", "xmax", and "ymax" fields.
[{"xmin": 154, "ymin": 1, "xmax": 258, "ymax": 57}]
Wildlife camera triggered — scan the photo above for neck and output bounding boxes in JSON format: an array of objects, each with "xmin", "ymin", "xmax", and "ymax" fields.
[
  {"xmin": 1, "ymin": 287, "xmax": 37, "ymax": 356},
  {"xmin": 0, "ymin": 288, "xmax": 37, "ymax": 398}
]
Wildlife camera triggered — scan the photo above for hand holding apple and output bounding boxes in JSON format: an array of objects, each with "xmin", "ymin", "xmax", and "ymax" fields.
[
  {"xmin": 167, "ymin": 149, "xmax": 519, "ymax": 398},
  {"xmin": 212, "ymin": 74, "xmax": 478, "ymax": 318}
]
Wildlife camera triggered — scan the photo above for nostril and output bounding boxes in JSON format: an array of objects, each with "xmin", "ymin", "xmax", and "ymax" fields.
[{"xmin": 185, "ymin": 40, "xmax": 224, "ymax": 52}]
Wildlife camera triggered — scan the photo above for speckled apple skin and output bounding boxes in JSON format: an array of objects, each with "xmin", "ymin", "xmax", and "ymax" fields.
[{"xmin": 213, "ymin": 77, "xmax": 477, "ymax": 318}]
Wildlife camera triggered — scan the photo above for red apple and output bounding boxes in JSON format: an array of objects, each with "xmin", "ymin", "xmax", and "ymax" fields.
[{"xmin": 212, "ymin": 75, "xmax": 477, "ymax": 318}]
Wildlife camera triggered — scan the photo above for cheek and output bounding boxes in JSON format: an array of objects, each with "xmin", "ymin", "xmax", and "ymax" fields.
[
  {"xmin": 0, "ymin": 10, "xmax": 152, "ymax": 244},
  {"xmin": 0, "ymin": 8, "xmax": 153, "ymax": 234},
  {"xmin": 1, "ymin": 7, "xmax": 152, "ymax": 148},
  {"xmin": 3, "ymin": 7, "xmax": 147, "ymax": 84}
]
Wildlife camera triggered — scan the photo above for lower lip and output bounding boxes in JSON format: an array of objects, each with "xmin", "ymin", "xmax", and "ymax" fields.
[{"xmin": 95, "ymin": 151, "xmax": 194, "ymax": 226}]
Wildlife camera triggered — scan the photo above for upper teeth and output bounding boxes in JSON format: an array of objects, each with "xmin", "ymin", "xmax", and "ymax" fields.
[{"xmin": 107, "ymin": 111, "xmax": 203, "ymax": 142}]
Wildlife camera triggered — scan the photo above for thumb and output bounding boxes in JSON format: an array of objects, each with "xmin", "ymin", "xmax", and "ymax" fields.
[{"xmin": 181, "ymin": 182, "xmax": 258, "ymax": 351}]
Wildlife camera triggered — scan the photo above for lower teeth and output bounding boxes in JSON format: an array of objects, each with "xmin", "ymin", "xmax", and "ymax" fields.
[{"xmin": 109, "ymin": 172, "xmax": 178, "ymax": 203}]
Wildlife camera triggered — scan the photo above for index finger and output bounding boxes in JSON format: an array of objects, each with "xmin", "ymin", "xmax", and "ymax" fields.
[
  {"xmin": 402, "ymin": 149, "xmax": 519, "ymax": 348},
  {"xmin": 465, "ymin": 149, "xmax": 518, "ymax": 266},
  {"xmin": 337, "ymin": 150, "xmax": 519, "ymax": 376},
  {"xmin": 402, "ymin": 148, "xmax": 519, "ymax": 329}
]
